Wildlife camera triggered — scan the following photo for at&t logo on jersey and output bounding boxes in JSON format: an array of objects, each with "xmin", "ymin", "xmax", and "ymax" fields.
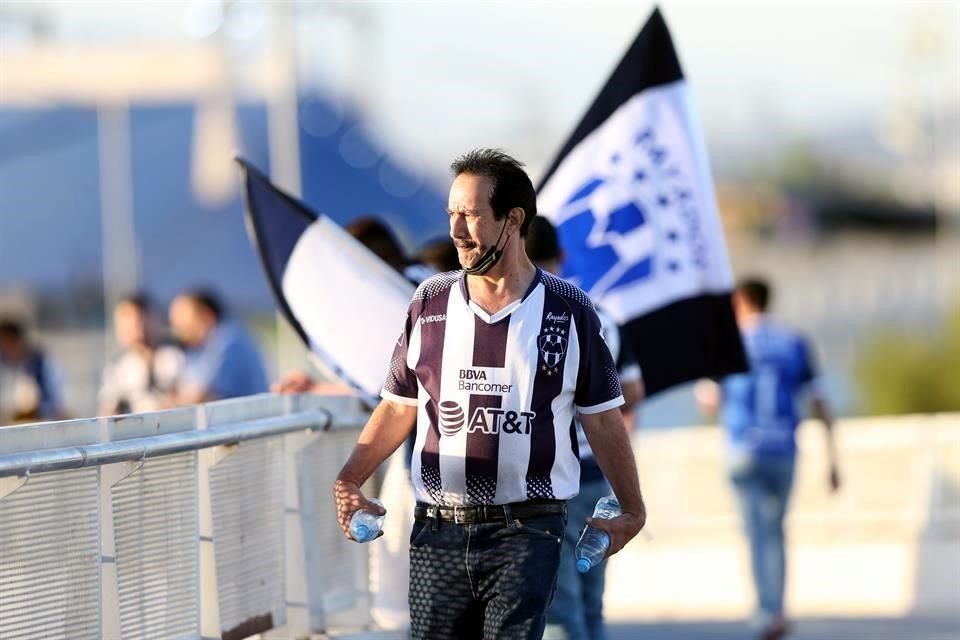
[
  {"xmin": 437, "ymin": 399, "xmax": 535, "ymax": 437},
  {"xmin": 438, "ymin": 400, "xmax": 465, "ymax": 436}
]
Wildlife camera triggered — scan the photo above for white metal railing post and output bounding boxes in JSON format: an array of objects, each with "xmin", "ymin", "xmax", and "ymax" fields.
[
  {"xmin": 282, "ymin": 402, "xmax": 321, "ymax": 634},
  {"xmin": 98, "ymin": 415, "xmax": 145, "ymax": 639},
  {"xmin": 98, "ymin": 459, "xmax": 143, "ymax": 639},
  {"xmin": 196, "ymin": 405, "xmax": 239, "ymax": 640}
]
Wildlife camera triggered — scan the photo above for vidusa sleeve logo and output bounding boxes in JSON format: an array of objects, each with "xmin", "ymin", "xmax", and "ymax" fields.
[
  {"xmin": 554, "ymin": 127, "xmax": 708, "ymax": 298},
  {"xmin": 538, "ymin": 326, "xmax": 568, "ymax": 374}
]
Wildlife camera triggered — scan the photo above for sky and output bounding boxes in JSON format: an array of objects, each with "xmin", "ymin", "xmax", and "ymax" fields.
[{"xmin": 4, "ymin": 0, "xmax": 957, "ymax": 183}]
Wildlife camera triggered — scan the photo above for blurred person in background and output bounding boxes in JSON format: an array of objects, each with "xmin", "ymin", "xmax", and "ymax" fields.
[
  {"xmin": 345, "ymin": 216, "xmax": 436, "ymax": 285},
  {"xmin": 695, "ymin": 276, "xmax": 841, "ymax": 640},
  {"xmin": 527, "ymin": 216, "xmax": 643, "ymax": 640},
  {"xmin": 98, "ymin": 293, "xmax": 184, "ymax": 415},
  {"xmin": 0, "ymin": 318, "xmax": 67, "ymax": 423},
  {"xmin": 168, "ymin": 289, "xmax": 268, "ymax": 404},
  {"xmin": 416, "ymin": 236, "xmax": 462, "ymax": 273}
]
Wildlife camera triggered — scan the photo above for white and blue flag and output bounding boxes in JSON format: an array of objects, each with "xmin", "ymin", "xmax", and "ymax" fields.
[
  {"xmin": 238, "ymin": 158, "xmax": 414, "ymax": 406},
  {"xmin": 538, "ymin": 7, "xmax": 746, "ymax": 395}
]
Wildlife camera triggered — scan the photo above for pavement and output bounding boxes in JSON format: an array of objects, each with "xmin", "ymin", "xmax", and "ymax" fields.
[{"xmin": 607, "ymin": 616, "xmax": 960, "ymax": 640}]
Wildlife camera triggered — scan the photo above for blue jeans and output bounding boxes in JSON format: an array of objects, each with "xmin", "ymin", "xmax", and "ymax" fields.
[
  {"xmin": 408, "ymin": 512, "xmax": 565, "ymax": 639},
  {"xmin": 543, "ymin": 480, "xmax": 610, "ymax": 640},
  {"xmin": 729, "ymin": 453, "xmax": 796, "ymax": 622}
]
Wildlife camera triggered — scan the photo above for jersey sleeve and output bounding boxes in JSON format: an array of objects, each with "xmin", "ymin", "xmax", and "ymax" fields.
[
  {"xmin": 381, "ymin": 305, "xmax": 419, "ymax": 406},
  {"xmin": 574, "ymin": 304, "xmax": 625, "ymax": 414}
]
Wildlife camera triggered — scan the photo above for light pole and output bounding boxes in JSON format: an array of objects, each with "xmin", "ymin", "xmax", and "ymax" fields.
[
  {"xmin": 97, "ymin": 101, "xmax": 139, "ymax": 340},
  {"xmin": 264, "ymin": 0, "xmax": 309, "ymax": 382}
]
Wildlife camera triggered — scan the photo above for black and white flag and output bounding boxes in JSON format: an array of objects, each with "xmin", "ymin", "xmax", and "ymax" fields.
[
  {"xmin": 538, "ymin": 7, "xmax": 746, "ymax": 395},
  {"xmin": 238, "ymin": 158, "xmax": 414, "ymax": 405}
]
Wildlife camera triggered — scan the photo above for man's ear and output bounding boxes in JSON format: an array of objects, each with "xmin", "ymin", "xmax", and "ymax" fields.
[{"xmin": 509, "ymin": 207, "xmax": 526, "ymax": 231}]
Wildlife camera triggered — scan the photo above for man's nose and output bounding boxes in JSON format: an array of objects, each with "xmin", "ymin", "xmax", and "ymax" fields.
[{"xmin": 450, "ymin": 214, "xmax": 466, "ymax": 236}]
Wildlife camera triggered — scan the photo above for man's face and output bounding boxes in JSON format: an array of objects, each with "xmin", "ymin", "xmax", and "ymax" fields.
[
  {"xmin": 169, "ymin": 297, "xmax": 206, "ymax": 348},
  {"xmin": 114, "ymin": 302, "xmax": 149, "ymax": 349},
  {"xmin": 448, "ymin": 173, "xmax": 504, "ymax": 270}
]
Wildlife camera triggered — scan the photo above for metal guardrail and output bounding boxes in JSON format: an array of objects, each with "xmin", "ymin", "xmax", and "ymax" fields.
[
  {"xmin": 0, "ymin": 393, "xmax": 379, "ymax": 640},
  {"xmin": 0, "ymin": 409, "xmax": 366, "ymax": 478}
]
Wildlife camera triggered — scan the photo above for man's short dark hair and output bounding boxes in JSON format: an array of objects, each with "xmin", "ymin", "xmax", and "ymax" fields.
[
  {"xmin": 416, "ymin": 237, "xmax": 460, "ymax": 273},
  {"xmin": 345, "ymin": 216, "xmax": 408, "ymax": 270},
  {"xmin": 450, "ymin": 148, "xmax": 537, "ymax": 236},
  {"xmin": 118, "ymin": 292, "xmax": 153, "ymax": 313},
  {"xmin": 525, "ymin": 216, "xmax": 561, "ymax": 264},
  {"xmin": 736, "ymin": 277, "xmax": 771, "ymax": 312},
  {"xmin": 0, "ymin": 318, "xmax": 26, "ymax": 340},
  {"xmin": 183, "ymin": 289, "xmax": 224, "ymax": 322}
]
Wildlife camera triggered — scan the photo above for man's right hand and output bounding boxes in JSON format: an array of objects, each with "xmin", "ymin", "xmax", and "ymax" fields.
[
  {"xmin": 273, "ymin": 370, "xmax": 354, "ymax": 395},
  {"xmin": 272, "ymin": 370, "xmax": 316, "ymax": 393},
  {"xmin": 333, "ymin": 478, "xmax": 386, "ymax": 541}
]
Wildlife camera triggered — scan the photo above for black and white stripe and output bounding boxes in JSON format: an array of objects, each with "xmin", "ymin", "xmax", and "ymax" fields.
[{"xmin": 382, "ymin": 270, "xmax": 623, "ymax": 506}]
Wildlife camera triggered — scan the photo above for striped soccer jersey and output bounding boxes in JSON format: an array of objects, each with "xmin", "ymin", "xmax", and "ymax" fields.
[{"xmin": 381, "ymin": 268, "xmax": 624, "ymax": 506}]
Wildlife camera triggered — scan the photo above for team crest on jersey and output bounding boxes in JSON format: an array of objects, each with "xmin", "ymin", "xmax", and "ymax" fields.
[{"xmin": 538, "ymin": 325, "xmax": 568, "ymax": 374}]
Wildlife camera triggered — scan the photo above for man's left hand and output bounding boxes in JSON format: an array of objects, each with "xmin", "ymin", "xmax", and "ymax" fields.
[{"xmin": 585, "ymin": 510, "xmax": 646, "ymax": 558}]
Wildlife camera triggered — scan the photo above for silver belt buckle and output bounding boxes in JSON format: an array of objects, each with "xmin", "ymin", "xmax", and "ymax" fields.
[{"xmin": 453, "ymin": 505, "xmax": 468, "ymax": 524}]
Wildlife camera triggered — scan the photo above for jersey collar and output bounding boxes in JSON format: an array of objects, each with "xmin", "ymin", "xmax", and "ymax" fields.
[{"xmin": 458, "ymin": 268, "xmax": 543, "ymax": 325}]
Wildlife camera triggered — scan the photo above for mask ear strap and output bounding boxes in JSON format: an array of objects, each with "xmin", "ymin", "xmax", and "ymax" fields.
[{"xmin": 463, "ymin": 216, "xmax": 510, "ymax": 275}]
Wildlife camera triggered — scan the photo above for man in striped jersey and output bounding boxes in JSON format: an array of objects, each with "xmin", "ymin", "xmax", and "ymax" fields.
[{"xmin": 335, "ymin": 149, "xmax": 646, "ymax": 639}]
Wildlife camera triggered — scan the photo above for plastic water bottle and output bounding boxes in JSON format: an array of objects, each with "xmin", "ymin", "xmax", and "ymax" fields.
[
  {"xmin": 349, "ymin": 498, "xmax": 385, "ymax": 543},
  {"xmin": 575, "ymin": 495, "xmax": 621, "ymax": 573}
]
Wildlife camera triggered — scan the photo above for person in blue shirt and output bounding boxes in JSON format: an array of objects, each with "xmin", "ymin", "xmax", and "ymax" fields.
[
  {"xmin": 697, "ymin": 277, "xmax": 841, "ymax": 640},
  {"xmin": 168, "ymin": 290, "xmax": 269, "ymax": 404}
]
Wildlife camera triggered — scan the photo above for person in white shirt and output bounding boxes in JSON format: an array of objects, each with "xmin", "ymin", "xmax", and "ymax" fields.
[{"xmin": 98, "ymin": 294, "xmax": 184, "ymax": 415}]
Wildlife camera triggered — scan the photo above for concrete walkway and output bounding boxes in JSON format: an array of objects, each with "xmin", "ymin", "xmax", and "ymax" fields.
[{"xmin": 608, "ymin": 616, "xmax": 960, "ymax": 640}]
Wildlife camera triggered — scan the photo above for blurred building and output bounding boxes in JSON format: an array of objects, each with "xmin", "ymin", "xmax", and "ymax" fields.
[{"xmin": 0, "ymin": 48, "xmax": 446, "ymax": 319}]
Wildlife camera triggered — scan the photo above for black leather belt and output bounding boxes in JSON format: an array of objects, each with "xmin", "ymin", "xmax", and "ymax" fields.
[{"xmin": 414, "ymin": 499, "xmax": 566, "ymax": 525}]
